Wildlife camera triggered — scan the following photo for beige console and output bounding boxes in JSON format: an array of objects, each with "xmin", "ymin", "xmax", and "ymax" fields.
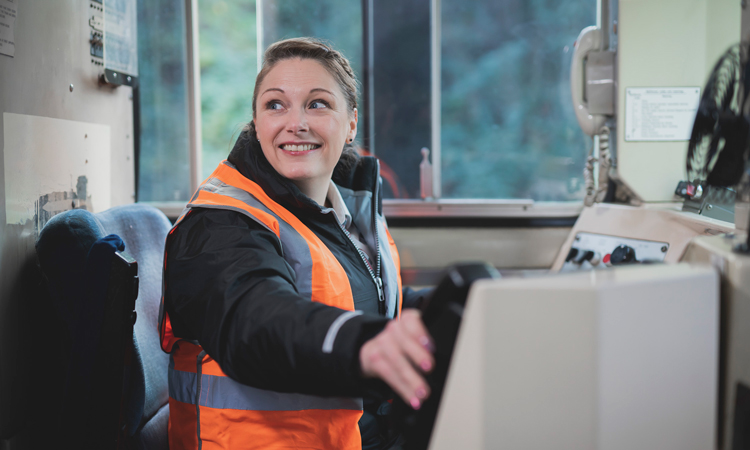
[
  {"xmin": 683, "ymin": 235, "xmax": 750, "ymax": 450},
  {"xmin": 551, "ymin": 204, "xmax": 734, "ymax": 272},
  {"xmin": 430, "ymin": 263, "xmax": 719, "ymax": 450}
]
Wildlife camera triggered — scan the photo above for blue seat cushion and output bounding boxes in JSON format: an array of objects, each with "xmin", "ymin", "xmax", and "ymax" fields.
[{"xmin": 36, "ymin": 204, "xmax": 172, "ymax": 437}]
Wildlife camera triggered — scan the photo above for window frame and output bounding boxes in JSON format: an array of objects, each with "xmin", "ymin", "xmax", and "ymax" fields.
[{"xmin": 186, "ymin": 0, "xmax": 202, "ymax": 198}]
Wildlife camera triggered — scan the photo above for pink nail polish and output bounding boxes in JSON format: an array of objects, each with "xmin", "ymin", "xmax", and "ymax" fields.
[
  {"xmin": 416, "ymin": 387, "xmax": 426, "ymax": 399},
  {"xmin": 420, "ymin": 336, "xmax": 435, "ymax": 352},
  {"xmin": 410, "ymin": 397, "xmax": 421, "ymax": 410},
  {"xmin": 421, "ymin": 360, "xmax": 432, "ymax": 372}
]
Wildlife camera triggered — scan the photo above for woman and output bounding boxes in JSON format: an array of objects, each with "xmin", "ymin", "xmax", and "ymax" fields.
[{"xmin": 160, "ymin": 37, "xmax": 434, "ymax": 449}]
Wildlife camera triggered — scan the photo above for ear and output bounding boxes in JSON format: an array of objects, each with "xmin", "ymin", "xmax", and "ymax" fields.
[{"xmin": 348, "ymin": 108, "xmax": 358, "ymax": 142}]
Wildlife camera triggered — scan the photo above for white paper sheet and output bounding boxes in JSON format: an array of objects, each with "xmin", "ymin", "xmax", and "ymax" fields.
[
  {"xmin": 0, "ymin": 0, "xmax": 17, "ymax": 57},
  {"xmin": 625, "ymin": 87, "xmax": 701, "ymax": 142},
  {"xmin": 3, "ymin": 113, "xmax": 111, "ymax": 230}
]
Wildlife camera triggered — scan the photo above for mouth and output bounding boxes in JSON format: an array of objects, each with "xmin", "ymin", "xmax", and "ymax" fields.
[{"xmin": 279, "ymin": 143, "xmax": 322, "ymax": 152}]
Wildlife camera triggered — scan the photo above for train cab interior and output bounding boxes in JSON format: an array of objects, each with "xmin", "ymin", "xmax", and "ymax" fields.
[{"xmin": 2, "ymin": 0, "xmax": 750, "ymax": 448}]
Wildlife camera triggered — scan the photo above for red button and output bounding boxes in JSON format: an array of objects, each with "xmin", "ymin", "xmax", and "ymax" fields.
[{"xmin": 603, "ymin": 253, "xmax": 611, "ymax": 264}]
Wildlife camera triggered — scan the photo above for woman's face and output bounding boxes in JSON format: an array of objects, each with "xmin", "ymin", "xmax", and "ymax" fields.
[{"xmin": 254, "ymin": 58, "xmax": 357, "ymax": 194}]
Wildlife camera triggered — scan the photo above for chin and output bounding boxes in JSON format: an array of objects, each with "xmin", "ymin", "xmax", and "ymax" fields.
[{"xmin": 281, "ymin": 169, "xmax": 316, "ymax": 183}]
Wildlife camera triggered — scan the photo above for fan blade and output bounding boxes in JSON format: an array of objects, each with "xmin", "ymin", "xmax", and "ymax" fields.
[
  {"xmin": 706, "ymin": 123, "xmax": 724, "ymax": 171},
  {"xmin": 687, "ymin": 107, "xmax": 717, "ymax": 178},
  {"xmin": 742, "ymin": 44, "xmax": 750, "ymax": 109},
  {"xmin": 707, "ymin": 115, "xmax": 750, "ymax": 186}
]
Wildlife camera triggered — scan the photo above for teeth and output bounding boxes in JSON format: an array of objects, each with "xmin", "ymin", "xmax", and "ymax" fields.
[{"xmin": 282, "ymin": 144, "xmax": 319, "ymax": 151}]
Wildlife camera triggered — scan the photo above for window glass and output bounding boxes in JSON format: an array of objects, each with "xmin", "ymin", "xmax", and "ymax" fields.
[
  {"xmin": 440, "ymin": 0, "xmax": 595, "ymax": 200},
  {"xmin": 370, "ymin": 0, "xmax": 432, "ymax": 199},
  {"xmin": 139, "ymin": 0, "xmax": 596, "ymax": 203},
  {"xmin": 370, "ymin": 0, "xmax": 594, "ymax": 200},
  {"xmin": 199, "ymin": 0, "xmax": 258, "ymax": 179},
  {"xmin": 136, "ymin": 0, "xmax": 191, "ymax": 202}
]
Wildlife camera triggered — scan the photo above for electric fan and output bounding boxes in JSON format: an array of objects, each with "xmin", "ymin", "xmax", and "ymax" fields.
[
  {"xmin": 684, "ymin": 43, "xmax": 750, "ymax": 247},
  {"xmin": 686, "ymin": 43, "xmax": 750, "ymax": 188}
]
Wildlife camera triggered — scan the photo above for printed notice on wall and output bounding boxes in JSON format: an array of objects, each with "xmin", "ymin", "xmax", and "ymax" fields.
[
  {"xmin": 0, "ymin": 0, "xmax": 16, "ymax": 57},
  {"xmin": 625, "ymin": 87, "xmax": 701, "ymax": 141},
  {"xmin": 104, "ymin": 0, "xmax": 138, "ymax": 76}
]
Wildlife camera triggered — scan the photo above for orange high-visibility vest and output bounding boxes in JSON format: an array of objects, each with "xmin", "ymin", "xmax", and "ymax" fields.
[{"xmin": 160, "ymin": 161, "xmax": 402, "ymax": 449}]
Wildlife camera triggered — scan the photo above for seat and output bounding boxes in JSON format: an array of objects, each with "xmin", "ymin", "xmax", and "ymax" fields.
[{"xmin": 35, "ymin": 204, "xmax": 171, "ymax": 449}]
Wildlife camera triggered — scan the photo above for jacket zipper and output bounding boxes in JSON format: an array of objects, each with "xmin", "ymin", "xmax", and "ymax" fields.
[
  {"xmin": 329, "ymin": 214, "xmax": 386, "ymax": 316},
  {"xmin": 370, "ymin": 160, "xmax": 384, "ymax": 315},
  {"xmin": 371, "ymin": 162, "xmax": 385, "ymax": 315}
]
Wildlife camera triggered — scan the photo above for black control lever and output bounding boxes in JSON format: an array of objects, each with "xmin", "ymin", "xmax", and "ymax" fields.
[{"xmin": 392, "ymin": 262, "xmax": 500, "ymax": 450}]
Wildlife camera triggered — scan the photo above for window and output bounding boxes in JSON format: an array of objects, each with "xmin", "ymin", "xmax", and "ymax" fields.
[
  {"xmin": 137, "ymin": 0, "xmax": 597, "ymax": 207},
  {"xmin": 135, "ymin": 0, "xmax": 191, "ymax": 202},
  {"xmin": 199, "ymin": 0, "xmax": 258, "ymax": 179},
  {"xmin": 369, "ymin": 0, "xmax": 595, "ymax": 200},
  {"xmin": 439, "ymin": 0, "xmax": 594, "ymax": 201},
  {"xmin": 368, "ymin": 0, "xmax": 432, "ymax": 199}
]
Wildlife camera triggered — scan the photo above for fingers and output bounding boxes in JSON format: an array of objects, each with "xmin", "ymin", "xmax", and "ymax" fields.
[
  {"xmin": 381, "ymin": 321, "xmax": 432, "ymax": 407},
  {"xmin": 399, "ymin": 310, "xmax": 435, "ymax": 372},
  {"xmin": 359, "ymin": 310, "xmax": 435, "ymax": 409}
]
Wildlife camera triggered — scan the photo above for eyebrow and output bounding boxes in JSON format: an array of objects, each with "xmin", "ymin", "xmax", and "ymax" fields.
[
  {"xmin": 310, "ymin": 88, "xmax": 335, "ymax": 96},
  {"xmin": 261, "ymin": 87, "xmax": 284, "ymax": 96},
  {"xmin": 260, "ymin": 87, "xmax": 335, "ymax": 96}
]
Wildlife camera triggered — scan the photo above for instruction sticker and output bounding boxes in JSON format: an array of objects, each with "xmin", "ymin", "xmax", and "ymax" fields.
[
  {"xmin": 625, "ymin": 87, "xmax": 701, "ymax": 141},
  {"xmin": 0, "ymin": 0, "xmax": 16, "ymax": 57},
  {"xmin": 104, "ymin": 0, "xmax": 139, "ymax": 76}
]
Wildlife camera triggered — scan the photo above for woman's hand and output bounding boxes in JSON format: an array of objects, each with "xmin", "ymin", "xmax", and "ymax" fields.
[{"xmin": 359, "ymin": 309, "xmax": 435, "ymax": 409}]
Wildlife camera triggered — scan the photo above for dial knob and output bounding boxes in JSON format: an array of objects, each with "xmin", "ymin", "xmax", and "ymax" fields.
[
  {"xmin": 565, "ymin": 248, "xmax": 579, "ymax": 262},
  {"xmin": 610, "ymin": 245, "xmax": 637, "ymax": 265},
  {"xmin": 585, "ymin": 251, "xmax": 601, "ymax": 265}
]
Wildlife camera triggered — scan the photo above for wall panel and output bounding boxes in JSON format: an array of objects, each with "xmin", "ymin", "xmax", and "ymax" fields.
[{"xmin": 0, "ymin": 1, "xmax": 135, "ymax": 447}]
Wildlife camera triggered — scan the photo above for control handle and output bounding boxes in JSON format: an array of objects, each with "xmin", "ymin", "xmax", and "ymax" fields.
[{"xmin": 610, "ymin": 245, "xmax": 637, "ymax": 265}]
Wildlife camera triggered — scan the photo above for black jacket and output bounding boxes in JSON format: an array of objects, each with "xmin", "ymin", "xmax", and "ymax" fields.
[{"xmin": 164, "ymin": 132, "xmax": 428, "ymax": 399}]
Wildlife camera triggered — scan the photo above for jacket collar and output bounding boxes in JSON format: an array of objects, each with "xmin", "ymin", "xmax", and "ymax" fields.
[{"xmin": 227, "ymin": 131, "xmax": 381, "ymax": 215}]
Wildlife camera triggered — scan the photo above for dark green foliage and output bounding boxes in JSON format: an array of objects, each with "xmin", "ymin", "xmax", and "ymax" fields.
[
  {"xmin": 440, "ymin": 0, "xmax": 594, "ymax": 200},
  {"xmin": 199, "ymin": 0, "xmax": 259, "ymax": 179}
]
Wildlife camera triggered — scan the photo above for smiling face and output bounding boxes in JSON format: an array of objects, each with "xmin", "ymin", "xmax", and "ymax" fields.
[{"xmin": 254, "ymin": 58, "xmax": 357, "ymax": 203}]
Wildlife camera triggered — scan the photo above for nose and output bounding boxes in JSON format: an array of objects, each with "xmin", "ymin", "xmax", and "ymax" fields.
[{"xmin": 286, "ymin": 107, "xmax": 308, "ymax": 134}]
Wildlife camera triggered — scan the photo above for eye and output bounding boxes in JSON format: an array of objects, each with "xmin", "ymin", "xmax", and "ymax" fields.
[
  {"xmin": 309, "ymin": 100, "xmax": 329, "ymax": 109},
  {"xmin": 265, "ymin": 100, "xmax": 283, "ymax": 110}
]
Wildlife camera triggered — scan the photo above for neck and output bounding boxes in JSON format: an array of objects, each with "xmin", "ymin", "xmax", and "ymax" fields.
[{"xmin": 293, "ymin": 178, "xmax": 329, "ymax": 207}]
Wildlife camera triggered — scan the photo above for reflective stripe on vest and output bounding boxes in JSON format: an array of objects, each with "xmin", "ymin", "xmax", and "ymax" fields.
[
  {"xmin": 169, "ymin": 352, "xmax": 363, "ymax": 412},
  {"xmin": 167, "ymin": 344, "xmax": 363, "ymax": 450},
  {"xmin": 163, "ymin": 161, "xmax": 388, "ymax": 450}
]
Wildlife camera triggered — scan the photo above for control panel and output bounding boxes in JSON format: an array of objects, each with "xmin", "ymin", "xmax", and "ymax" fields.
[{"xmin": 560, "ymin": 232, "xmax": 669, "ymax": 271}]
